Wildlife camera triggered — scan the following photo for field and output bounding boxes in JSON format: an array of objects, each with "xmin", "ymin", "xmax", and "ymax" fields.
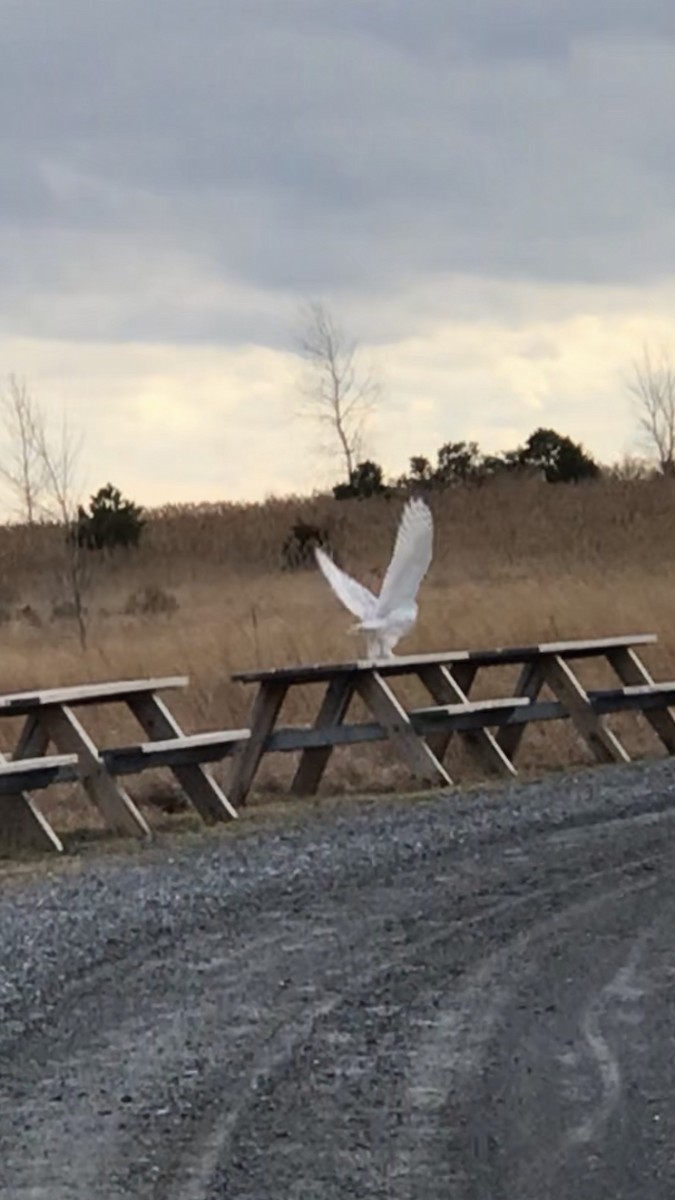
[{"xmin": 1, "ymin": 475, "xmax": 675, "ymax": 841}]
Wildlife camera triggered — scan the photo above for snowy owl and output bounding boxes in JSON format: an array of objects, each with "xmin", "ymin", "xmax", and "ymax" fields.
[{"xmin": 314, "ymin": 497, "xmax": 433, "ymax": 659}]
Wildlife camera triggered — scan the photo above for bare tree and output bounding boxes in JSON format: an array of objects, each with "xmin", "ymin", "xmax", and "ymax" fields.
[
  {"xmin": 627, "ymin": 344, "xmax": 675, "ymax": 476},
  {"xmin": 296, "ymin": 301, "xmax": 379, "ymax": 483},
  {"xmin": 0, "ymin": 375, "xmax": 47, "ymax": 522},
  {"xmin": 33, "ymin": 410, "xmax": 90, "ymax": 648}
]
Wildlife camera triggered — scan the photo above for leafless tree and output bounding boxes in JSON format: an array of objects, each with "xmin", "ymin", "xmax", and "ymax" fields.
[
  {"xmin": 627, "ymin": 344, "xmax": 675, "ymax": 477},
  {"xmin": 33, "ymin": 410, "xmax": 90, "ymax": 648},
  {"xmin": 0, "ymin": 375, "xmax": 47, "ymax": 523},
  {"xmin": 296, "ymin": 301, "xmax": 379, "ymax": 483}
]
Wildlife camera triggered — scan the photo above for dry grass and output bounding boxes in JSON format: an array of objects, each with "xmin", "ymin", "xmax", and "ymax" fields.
[{"xmin": 1, "ymin": 475, "xmax": 675, "ymax": 847}]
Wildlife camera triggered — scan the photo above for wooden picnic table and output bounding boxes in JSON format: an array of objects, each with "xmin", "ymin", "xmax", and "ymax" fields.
[
  {"xmin": 0, "ymin": 677, "xmax": 249, "ymax": 855},
  {"xmin": 229, "ymin": 633, "xmax": 675, "ymax": 805}
]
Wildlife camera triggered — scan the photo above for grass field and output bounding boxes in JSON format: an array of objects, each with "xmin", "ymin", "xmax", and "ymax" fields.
[{"xmin": 1, "ymin": 474, "xmax": 675, "ymax": 843}]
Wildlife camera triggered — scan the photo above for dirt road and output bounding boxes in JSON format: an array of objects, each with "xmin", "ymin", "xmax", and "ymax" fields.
[{"xmin": 2, "ymin": 760, "xmax": 675, "ymax": 1198}]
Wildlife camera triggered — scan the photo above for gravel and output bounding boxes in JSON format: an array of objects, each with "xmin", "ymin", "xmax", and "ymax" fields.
[{"xmin": 2, "ymin": 758, "xmax": 675, "ymax": 1197}]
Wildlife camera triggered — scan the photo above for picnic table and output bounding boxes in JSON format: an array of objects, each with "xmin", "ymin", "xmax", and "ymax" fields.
[
  {"xmin": 0, "ymin": 677, "xmax": 249, "ymax": 855},
  {"xmin": 229, "ymin": 633, "xmax": 675, "ymax": 805}
]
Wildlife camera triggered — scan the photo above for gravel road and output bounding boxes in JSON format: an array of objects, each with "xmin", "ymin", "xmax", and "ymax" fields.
[{"xmin": 2, "ymin": 760, "xmax": 675, "ymax": 1198}]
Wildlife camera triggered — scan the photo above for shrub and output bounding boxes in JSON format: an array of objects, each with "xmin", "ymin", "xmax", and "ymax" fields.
[
  {"xmin": 333, "ymin": 460, "xmax": 388, "ymax": 500},
  {"xmin": 282, "ymin": 521, "xmax": 331, "ymax": 569},
  {"xmin": 75, "ymin": 483, "xmax": 145, "ymax": 551}
]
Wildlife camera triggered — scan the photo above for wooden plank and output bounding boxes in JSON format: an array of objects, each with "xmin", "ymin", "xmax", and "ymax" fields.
[
  {"xmin": 606, "ymin": 646, "xmax": 675, "ymax": 753},
  {"xmin": 417, "ymin": 663, "xmax": 516, "ymax": 776},
  {"xmin": 0, "ymin": 792, "xmax": 64, "ymax": 855},
  {"xmin": 0, "ymin": 677, "xmax": 188, "ymax": 715},
  {"xmin": 0, "ymin": 752, "xmax": 78, "ymax": 856},
  {"xmin": 417, "ymin": 662, "xmax": 478, "ymax": 761},
  {"xmin": 592, "ymin": 684, "xmax": 675, "ymax": 715},
  {"xmin": 228, "ymin": 680, "xmax": 289, "ymax": 807},
  {"xmin": 231, "ymin": 635, "xmax": 657, "ymax": 685},
  {"xmin": 290, "ymin": 674, "xmax": 356, "ymax": 796},
  {"xmin": 268, "ymin": 699, "xmax": 536, "ymax": 752},
  {"xmin": 0, "ymin": 754, "xmax": 79, "ymax": 792},
  {"xmin": 232, "ymin": 655, "xmax": 471, "ymax": 684},
  {"xmin": 13, "ymin": 713, "xmax": 51, "ymax": 760},
  {"xmin": 495, "ymin": 660, "xmax": 545, "ymax": 760},
  {"xmin": 102, "ymin": 729, "xmax": 250, "ymax": 775},
  {"xmin": 264, "ymin": 685, "xmax": 675, "ymax": 753},
  {"xmin": 542, "ymin": 655, "xmax": 630, "ymax": 765},
  {"xmin": 355, "ymin": 671, "xmax": 452, "ymax": 788},
  {"xmin": 127, "ymin": 694, "xmax": 238, "ymax": 823},
  {"xmin": 39, "ymin": 705, "xmax": 152, "ymax": 838}
]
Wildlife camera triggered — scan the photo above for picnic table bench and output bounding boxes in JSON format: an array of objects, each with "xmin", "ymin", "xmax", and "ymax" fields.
[
  {"xmin": 229, "ymin": 633, "xmax": 675, "ymax": 805},
  {"xmin": 0, "ymin": 677, "xmax": 249, "ymax": 855}
]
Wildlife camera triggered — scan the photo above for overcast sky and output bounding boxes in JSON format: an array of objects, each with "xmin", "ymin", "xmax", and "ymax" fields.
[{"xmin": 2, "ymin": 0, "xmax": 675, "ymax": 507}]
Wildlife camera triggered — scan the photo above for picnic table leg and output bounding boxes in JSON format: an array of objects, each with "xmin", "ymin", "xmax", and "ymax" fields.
[
  {"xmin": 0, "ymin": 753, "xmax": 64, "ymax": 855},
  {"xmin": 13, "ymin": 713, "xmax": 50, "ymax": 760},
  {"xmin": 40, "ymin": 706, "xmax": 152, "ymax": 839},
  {"xmin": 228, "ymin": 681, "xmax": 289, "ymax": 807},
  {"xmin": 417, "ymin": 664, "xmax": 516, "ymax": 777},
  {"xmin": 127, "ymin": 694, "xmax": 238, "ymax": 822},
  {"xmin": 416, "ymin": 663, "xmax": 477, "ymax": 761},
  {"xmin": 356, "ymin": 671, "xmax": 452, "ymax": 788},
  {"xmin": 0, "ymin": 715, "xmax": 64, "ymax": 854},
  {"xmin": 495, "ymin": 660, "xmax": 545, "ymax": 760},
  {"xmin": 542, "ymin": 655, "xmax": 630, "ymax": 765},
  {"xmin": 607, "ymin": 646, "xmax": 675, "ymax": 753},
  {"xmin": 291, "ymin": 675, "xmax": 355, "ymax": 797}
]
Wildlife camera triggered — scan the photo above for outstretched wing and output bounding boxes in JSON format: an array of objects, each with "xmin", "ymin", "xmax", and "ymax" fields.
[
  {"xmin": 314, "ymin": 547, "xmax": 378, "ymax": 621},
  {"xmin": 376, "ymin": 498, "xmax": 433, "ymax": 617}
]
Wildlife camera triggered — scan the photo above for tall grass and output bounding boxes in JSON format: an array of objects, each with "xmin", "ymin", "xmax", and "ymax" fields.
[{"xmin": 2, "ymin": 475, "xmax": 675, "ymax": 834}]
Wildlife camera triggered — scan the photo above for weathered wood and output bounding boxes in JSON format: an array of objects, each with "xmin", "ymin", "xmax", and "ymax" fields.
[
  {"xmin": 127, "ymin": 694, "xmax": 238, "ymax": 822},
  {"xmin": 592, "ymin": 683, "xmax": 675, "ymax": 714},
  {"xmin": 232, "ymin": 635, "xmax": 657, "ymax": 685},
  {"xmin": 607, "ymin": 646, "xmax": 675, "ymax": 753},
  {"xmin": 449, "ymin": 662, "xmax": 480, "ymax": 694},
  {"xmin": 495, "ymin": 660, "xmax": 545, "ymax": 760},
  {"xmin": 102, "ymin": 729, "xmax": 250, "ymax": 775},
  {"xmin": 417, "ymin": 662, "xmax": 476, "ymax": 761},
  {"xmin": 0, "ymin": 792, "xmax": 63, "ymax": 855},
  {"xmin": 13, "ymin": 713, "xmax": 51, "ymax": 760},
  {"xmin": 542, "ymin": 655, "xmax": 630, "ymax": 765},
  {"xmin": 0, "ymin": 753, "xmax": 79, "ymax": 856},
  {"xmin": 355, "ymin": 672, "xmax": 452, "ymax": 788},
  {"xmin": 0, "ymin": 754, "xmax": 79, "ymax": 792},
  {"xmin": 267, "ymin": 699, "xmax": 536, "ymax": 752},
  {"xmin": 291, "ymin": 674, "xmax": 356, "ymax": 796},
  {"xmin": 227, "ymin": 680, "xmax": 290, "ymax": 807},
  {"xmin": 40, "ymin": 705, "xmax": 152, "ymax": 838},
  {"xmin": 0, "ymin": 676, "xmax": 188, "ymax": 715},
  {"xmin": 418, "ymin": 663, "xmax": 516, "ymax": 776},
  {"xmin": 264, "ymin": 685, "xmax": 675, "ymax": 752}
]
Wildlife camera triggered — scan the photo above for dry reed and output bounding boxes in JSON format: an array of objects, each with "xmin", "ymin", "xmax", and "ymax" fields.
[{"xmin": 2, "ymin": 475, "xmax": 674, "ymax": 843}]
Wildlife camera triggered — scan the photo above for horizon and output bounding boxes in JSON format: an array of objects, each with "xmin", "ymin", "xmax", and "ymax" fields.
[{"xmin": 2, "ymin": 3, "xmax": 675, "ymax": 506}]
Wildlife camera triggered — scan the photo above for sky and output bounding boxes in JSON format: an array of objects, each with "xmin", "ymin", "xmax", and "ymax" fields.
[{"xmin": 3, "ymin": 0, "xmax": 675, "ymax": 508}]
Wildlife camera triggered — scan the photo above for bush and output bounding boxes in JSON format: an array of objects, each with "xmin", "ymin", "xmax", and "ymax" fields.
[
  {"xmin": 282, "ymin": 521, "xmax": 331, "ymax": 569},
  {"xmin": 75, "ymin": 483, "xmax": 145, "ymax": 551},
  {"xmin": 333, "ymin": 460, "xmax": 388, "ymax": 500},
  {"xmin": 516, "ymin": 428, "xmax": 600, "ymax": 483}
]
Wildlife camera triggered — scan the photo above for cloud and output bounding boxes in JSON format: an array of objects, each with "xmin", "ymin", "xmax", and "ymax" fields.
[
  {"xmin": 2, "ymin": 1, "xmax": 675, "ymax": 345},
  {"xmin": 1, "ymin": 2, "xmax": 675, "ymax": 503}
]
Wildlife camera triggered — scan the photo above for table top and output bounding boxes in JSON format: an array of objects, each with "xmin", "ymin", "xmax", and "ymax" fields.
[
  {"xmin": 0, "ymin": 676, "xmax": 188, "ymax": 715},
  {"xmin": 232, "ymin": 635, "xmax": 657, "ymax": 686}
]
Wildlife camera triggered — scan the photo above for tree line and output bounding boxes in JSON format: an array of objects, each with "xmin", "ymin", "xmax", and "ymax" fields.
[
  {"xmin": 333, "ymin": 427, "xmax": 599, "ymax": 500},
  {"xmin": 296, "ymin": 301, "xmax": 675, "ymax": 495}
]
